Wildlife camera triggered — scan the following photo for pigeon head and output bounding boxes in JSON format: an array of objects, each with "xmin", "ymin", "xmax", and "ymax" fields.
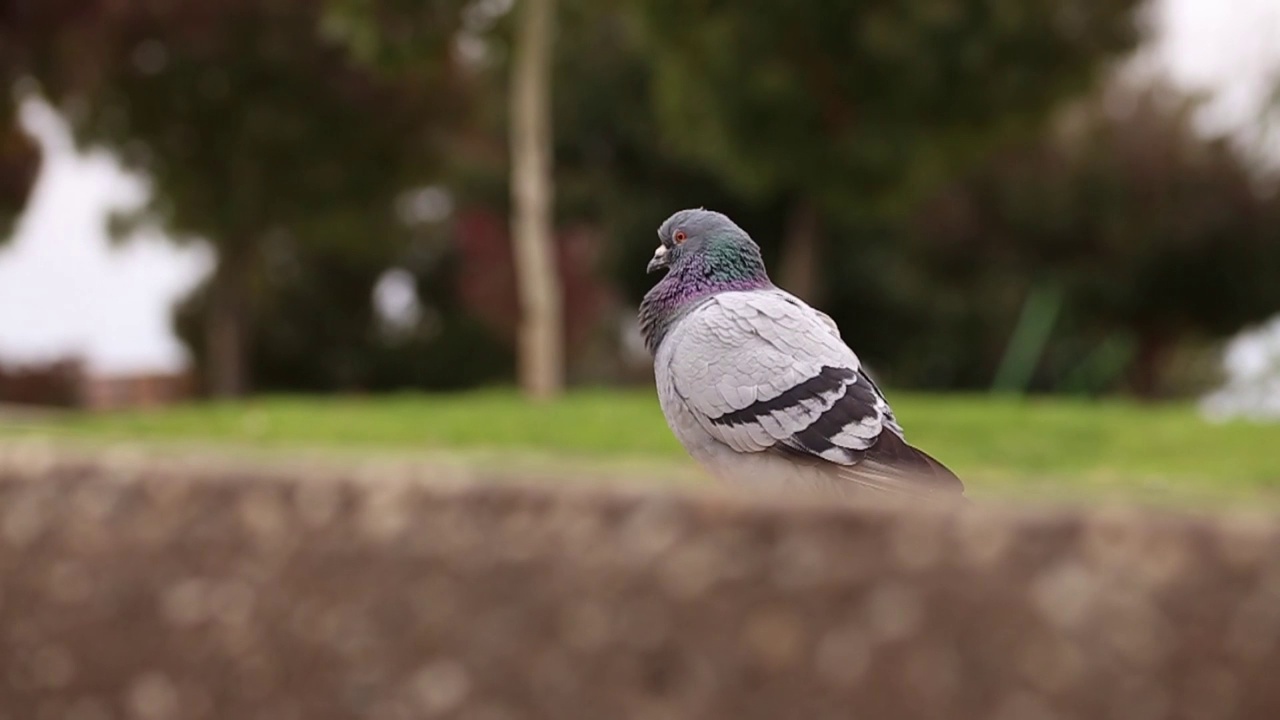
[
  {"xmin": 639, "ymin": 208, "xmax": 772, "ymax": 354},
  {"xmin": 647, "ymin": 208, "xmax": 768, "ymax": 283}
]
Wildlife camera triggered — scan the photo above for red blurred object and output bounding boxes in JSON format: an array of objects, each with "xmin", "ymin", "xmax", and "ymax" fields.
[
  {"xmin": 0, "ymin": 358, "xmax": 193, "ymax": 410},
  {"xmin": 0, "ymin": 358, "xmax": 83, "ymax": 408},
  {"xmin": 453, "ymin": 206, "xmax": 616, "ymax": 352}
]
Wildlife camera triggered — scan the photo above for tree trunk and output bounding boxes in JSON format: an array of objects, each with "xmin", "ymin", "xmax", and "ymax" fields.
[
  {"xmin": 205, "ymin": 255, "xmax": 250, "ymax": 398},
  {"xmin": 778, "ymin": 199, "xmax": 821, "ymax": 304},
  {"xmin": 509, "ymin": 0, "xmax": 563, "ymax": 401},
  {"xmin": 1129, "ymin": 331, "xmax": 1169, "ymax": 400}
]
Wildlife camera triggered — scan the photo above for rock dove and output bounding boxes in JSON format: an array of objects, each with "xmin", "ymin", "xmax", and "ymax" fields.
[{"xmin": 639, "ymin": 208, "xmax": 965, "ymax": 503}]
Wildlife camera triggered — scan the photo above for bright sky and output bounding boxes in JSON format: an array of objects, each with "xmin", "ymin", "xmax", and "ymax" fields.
[
  {"xmin": 0, "ymin": 0, "xmax": 1276, "ymax": 376},
  {"xmin": 0, "ymin": 100, "xmax": 212, "ymax": 374},
  {"xmin": 1146, "ymin": 0, "xmax": 1280, "ymax": 154}
]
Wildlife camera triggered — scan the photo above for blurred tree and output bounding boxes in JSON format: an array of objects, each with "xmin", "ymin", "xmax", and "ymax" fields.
[
  {"xmin": 474, "ymin": 2, "xmax": 790, "ymax": 383},
  {"xmin": 508, "ymin": 0, "xmax": 564, "ymax": 400},
  {"xmin": 640, "ymin": 0, "xmax": 1143, "ymax": 304},
  {"xmin": 0, "ymin": 2, "xmax": 58, "ymax": 239},
  {"xmin": 173, "ymin": 229, "xmax": 516, "ymax": 392},
  {"xmin": 0, "ymin": 109, "xmax": 40, "ymax": 241},
  {"xmin": 907, "ymin": 79, "xmax": 1280, "ymax": 396},
  {"xmin": 542, "ymin": 2, "xmax": 773, "ymax": 293},
  {"xmin": 3, "ymin": 0, "xmax": 468, "ymax": 395},
  {"xmin": 329, "ymin": 0, "xmax": 567, "ymax": 400}
]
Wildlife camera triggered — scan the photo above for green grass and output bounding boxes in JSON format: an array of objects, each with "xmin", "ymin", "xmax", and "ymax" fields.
[{"xmin": 3, "ymin": 389, "xmax": 1278, "ymax": 506}]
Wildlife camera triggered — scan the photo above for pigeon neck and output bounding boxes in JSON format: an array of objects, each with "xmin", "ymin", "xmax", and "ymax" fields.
[{"xmin": 638, "ymin": 251, "xmax": 771, "ymax": 355}]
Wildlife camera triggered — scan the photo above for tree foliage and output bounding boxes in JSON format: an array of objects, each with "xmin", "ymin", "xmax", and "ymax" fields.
[
  {"xmin": 0, "ymin": 108, "xmax": 39, "ymax": 241},
  {"xmin": 641, "ymin": 0, "xmax": 1141, "ymax": 207},
  {"xmin": 2, "ymin": 0, "xmax": 470, "ymax": 394},
  {"xmin": 900, "ymin": 80, "xmax": 1280, "ymax": 395},
  {"xmin": 173, "ymin": 234, "xmax": 515, "ymax": 392},
  {"xmin": 0, "ymin": 1, "xmax": 70, "ymax": 240},
  {"xmin": 638, "ymin": 0, "xmax": 1144, "ymax": 303}
]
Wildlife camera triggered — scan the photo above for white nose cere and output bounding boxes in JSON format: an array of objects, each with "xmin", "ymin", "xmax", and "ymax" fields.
[{"xmin": 654, "ymin": 245, "xmax": 667, "ymax": 258}]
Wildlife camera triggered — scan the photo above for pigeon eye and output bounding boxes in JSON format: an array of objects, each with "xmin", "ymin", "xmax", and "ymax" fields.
[{"xmin": 673, "ymin": 230, "xmax": 687, "ymax": 244}]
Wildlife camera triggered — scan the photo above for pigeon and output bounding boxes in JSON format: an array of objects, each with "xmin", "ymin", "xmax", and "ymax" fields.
[{"xmin": 639, "ymin": 208, "xmax": 965, "ymax": 503}]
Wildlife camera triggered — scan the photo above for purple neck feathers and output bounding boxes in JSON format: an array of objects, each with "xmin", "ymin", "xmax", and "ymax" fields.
[{"xmin": 638, "ymin": 257, "xmax": 770, "ymax": 356}]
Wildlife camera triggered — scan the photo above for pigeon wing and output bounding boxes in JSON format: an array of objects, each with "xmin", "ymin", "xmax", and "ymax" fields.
[{"xmin": 663, "ymin": 290, "xmax": 962, "ymax": 497}]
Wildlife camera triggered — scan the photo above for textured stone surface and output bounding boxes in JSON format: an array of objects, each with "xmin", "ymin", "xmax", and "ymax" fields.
[{"xmin": 1, "ymin": 442, "xmax": 1279, "ymax": 719}]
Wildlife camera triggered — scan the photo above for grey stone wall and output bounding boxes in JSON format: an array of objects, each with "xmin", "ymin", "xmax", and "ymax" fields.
[{"xmin": 0, "ymin": 444, "xmax": 1278, "ymax": 719}]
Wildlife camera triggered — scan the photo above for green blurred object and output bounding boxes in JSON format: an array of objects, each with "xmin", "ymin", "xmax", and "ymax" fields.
[
  {"xmin": 992, "ymin": 283, "xmax": 1062, "ymax": 395},
  {"xmin": 1058, "ymin": 334, "xmax": 1135, "ymax": 396}
]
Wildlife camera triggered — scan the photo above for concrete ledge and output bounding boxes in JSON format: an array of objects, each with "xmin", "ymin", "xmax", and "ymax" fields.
[{"xmin": 1, "ymin": 445, "xmax": 1278, "ymax": 719}]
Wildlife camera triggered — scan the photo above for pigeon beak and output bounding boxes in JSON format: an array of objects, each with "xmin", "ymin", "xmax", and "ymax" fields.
[{"xmin": 647, "ymin": 245, "xmax": 669, "ymax": 274}]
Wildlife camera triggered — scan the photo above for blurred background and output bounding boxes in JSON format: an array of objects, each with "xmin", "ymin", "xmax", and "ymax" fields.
[{"xmin": 0, "ymin": 0, "xmax": 1278, "ymax": 503}]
